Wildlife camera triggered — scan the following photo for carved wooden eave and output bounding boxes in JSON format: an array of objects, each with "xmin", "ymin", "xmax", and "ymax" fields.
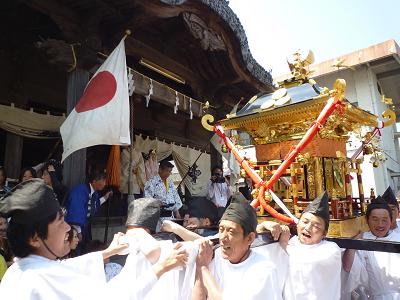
[{"xmin": 156, "ymin": 0, "xmax": 274, "ymax": 90}]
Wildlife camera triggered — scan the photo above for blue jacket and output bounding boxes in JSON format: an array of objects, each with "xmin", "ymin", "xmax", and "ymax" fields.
[{"xmin": 64, "ymin": 183, "xmax": 101, "ymax": 228}]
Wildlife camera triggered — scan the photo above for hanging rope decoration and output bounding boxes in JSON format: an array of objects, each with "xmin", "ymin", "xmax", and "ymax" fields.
[
  {"xmin": 189, "ymin": 98, "xmax": 193, "ymax": 119},
  {"xmin": 174, "ymin": 91, "xmax": 179, "ymax": 114},
  {"xmin": 146, "ymin": 79, "xmax": 153, "ymax": 107},
  {"xmin": 95, "ymin": 49, "xmax": 210, "ymax": 118},
  {"xmin": 67, "ymin": 44, "xmax": 77, "ymax": 72},
  {"xmin": 127, "ymin": 68, "xmax": 135, "ymax": 96}
]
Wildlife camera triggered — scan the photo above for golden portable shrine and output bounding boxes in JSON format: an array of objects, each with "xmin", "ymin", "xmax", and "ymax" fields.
[{"xmin": 202, "ymin": 51, "xmax": 396, "ymax": 237}]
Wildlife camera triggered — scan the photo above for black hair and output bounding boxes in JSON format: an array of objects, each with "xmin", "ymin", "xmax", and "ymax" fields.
[
  {"xmin": 67, "ymin": 226, "xmax": 78, "ymax": 243},
  {"xmin": 366, "ymin": 201, "xmax": 393, "ymax": 221},
  {"xmin": 7, "ymin": 211, "xmax": 60, "ymax": 258},
  {"xmin": 88, "ymin": 169, "xmax": 107, "ymax": 182},
  {"xmin": 211, "ymin": 165, "xmax": 222, "ymax": 174},
  {"xmin": 242, "ymin": 224, "xmax": 256, "ymax": 237},
  {"xmin": 159, "ymin": 160, "xmax": 174, "ymax": 170},
  {"xmin": 19, "ymin": 167, "xmax": 38, "ymax": 182}
]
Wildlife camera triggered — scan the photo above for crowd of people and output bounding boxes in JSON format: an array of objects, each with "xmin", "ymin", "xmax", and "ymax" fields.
[{"xmin": 0, "ymin": 158, "xmax": 400, "ymax": 299}]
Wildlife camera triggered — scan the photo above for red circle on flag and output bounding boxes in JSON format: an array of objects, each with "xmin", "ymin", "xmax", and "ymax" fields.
[{"xmin": 75, "ymin": 71, "xmax": 117, "ymax": 113}]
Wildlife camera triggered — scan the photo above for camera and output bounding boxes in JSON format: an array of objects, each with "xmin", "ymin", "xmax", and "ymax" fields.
[{"xmin": 211, "ymin": 174, "xmax": 225, "ymax": 183}]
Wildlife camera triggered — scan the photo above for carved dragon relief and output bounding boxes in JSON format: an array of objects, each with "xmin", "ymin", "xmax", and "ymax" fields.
[
  {"xmin": 182, "ymin": 12, "xmax": 226, "ymax": 51},
  {"xmin": 160, "ymin": 0, "xmax": 273, "ymax": 85}
]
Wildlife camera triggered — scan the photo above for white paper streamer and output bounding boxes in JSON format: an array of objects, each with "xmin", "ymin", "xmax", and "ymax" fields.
[
  {"xmin": 269, "ymin": 189, "xmax": 299, "ymax": 223},
  {"xmin": 127, "ymin": 68, "xmax": 135, "ymax": 96},
  {"xmin": 145, "ymin": 79, "xmax": 153, "ymax": 107},
  {"xmin": 174, "ymin": 91, "xmax": 179, "ymax": 114},
  {"xmin": 189, "ymin": 98, "xmax": 193, "ymax": 119}
]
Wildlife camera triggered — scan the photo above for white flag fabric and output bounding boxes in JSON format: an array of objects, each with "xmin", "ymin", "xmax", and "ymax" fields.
[{"xmin": 61, "ymin": 39, "xmax": 131, "ymax": 162}]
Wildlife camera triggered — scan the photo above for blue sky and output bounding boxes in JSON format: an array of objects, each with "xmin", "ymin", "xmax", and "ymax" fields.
[{"xmin": 229, "ymin": 0, "xmax": 400, "ymax": 76}]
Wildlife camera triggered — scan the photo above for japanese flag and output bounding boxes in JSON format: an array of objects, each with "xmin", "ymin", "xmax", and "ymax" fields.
[{"xmin": 60, "ymin": 38, "xmax": 131, "ymax": 162}]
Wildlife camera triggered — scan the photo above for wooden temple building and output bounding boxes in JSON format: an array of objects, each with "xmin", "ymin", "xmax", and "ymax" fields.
[
  {"xmin": 0, "ymin": 0, "xmax": 275, "ymax": 230},
  {"xmin": 0, "ymin": 0, "xmax": 275, "ymax": 181}
]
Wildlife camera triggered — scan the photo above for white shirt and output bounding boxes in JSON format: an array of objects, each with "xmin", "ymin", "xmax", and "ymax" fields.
[
  {"xmin": 104, "ymin": 262, "xmax": 122, "ymax": 282},
  {"xmin": 0, "ymin": 252, "xmax": 157, "ymax": 300},
  {"xmin": 89, "ymin": 184, "xmax": 107, "ymax": 205},
  {"xmin": 344, "ymin": 230, "xmax": 400, "ymax": 299},
  {"xmin": 207, "ymin": 181, "xmax": 231, "ymax": 207},
  {"xmin": 284, "ymin": 237, "xmax": 341, "ymax": 300},
  {"xmin": 145, "ymin": 240, "xmax": 198, "ymax": 300},
  {"xmin": 209, "ymin": 248, "xmax": 283, "ymax": 300},
  {"xmin": 392, "ymin": 220, "xmax": 400, "ymax": 235},
  {"xmin": 252, "ymin": 243, "xmax": 289, "ymax": 295}
]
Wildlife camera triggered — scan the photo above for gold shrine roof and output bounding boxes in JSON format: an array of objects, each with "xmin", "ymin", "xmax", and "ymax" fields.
[{"xmin": 220, "ymin": 82, "xmax": 378, "ymax": 144}]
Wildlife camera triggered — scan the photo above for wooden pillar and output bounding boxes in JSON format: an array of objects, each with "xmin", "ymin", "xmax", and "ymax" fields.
[
  {"xmin": 62, "ymin": 68, "xmax": 89, "ymax": 189},
  {"xmin": 315, "ymin": 157, "xmax": 325, "ymax": 197},
  {"xmin": 4, "ymin": 132, "xmax": 23, "ymax": 180}
]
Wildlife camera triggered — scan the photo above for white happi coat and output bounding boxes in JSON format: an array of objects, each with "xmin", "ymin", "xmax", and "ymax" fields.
[
  {"xmin": 344, "ymin": 230, "xmax": 400, "ymax": 299},
  {"xmin": 0, "ymin": 251, "xmax": 158, "ymax": 300},
  {"xmin": 144, "ymin": 175, "xmax": 182, "ymax": 212},
  {"xmin": 210, "ymin": 245, "xmax": 286, "ymax": 300},
  {"xmin": 283, "ymin": 236, "xmax": 341, "ymax": 300}
]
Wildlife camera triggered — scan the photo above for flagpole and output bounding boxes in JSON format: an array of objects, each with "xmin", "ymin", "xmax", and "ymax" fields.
[
  {"xmin": 124, "ymin": 29, "xmax": 137, "ymax": 205},
  {"xmin": 104, "ymin": 30, "xmax": 132, "ymax": 243},
  {"xmin": 124, "ymin": 29, "xmax": 132, "ymax": 39}
]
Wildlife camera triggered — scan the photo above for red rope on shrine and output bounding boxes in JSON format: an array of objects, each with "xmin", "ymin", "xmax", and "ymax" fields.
[{"xmin": 214, "ymin": 95, "xmax": 344, "ymax": 224}]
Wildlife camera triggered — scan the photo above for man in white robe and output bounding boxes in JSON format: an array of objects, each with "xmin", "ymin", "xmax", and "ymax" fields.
[
  {"xmin": 191, "ymin": 193, "xmax": 286, "ymax": 300},
  {"xmin": 123, "ymin": 197, "xmax": 198, "ymax": 300},
  {"xmin": 343, "ymin": 197, "xmax": 400, "ymax": 299},
  {"xmin": 280, "ymin": 191, "xmax": 341, "ymax": 300},
  {"xmin": 0, "ymin": 179, "xmax": 187, "ymax": 300}
]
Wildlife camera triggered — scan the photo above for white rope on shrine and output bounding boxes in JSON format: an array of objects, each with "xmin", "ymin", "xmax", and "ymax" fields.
[
  {"xmin": 145, "ymin": 78, "xmax": 153, "ymax": 107},
  {"xmin": 269, "ymin": 189, "xmax": 299, "ymax": 223}
]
